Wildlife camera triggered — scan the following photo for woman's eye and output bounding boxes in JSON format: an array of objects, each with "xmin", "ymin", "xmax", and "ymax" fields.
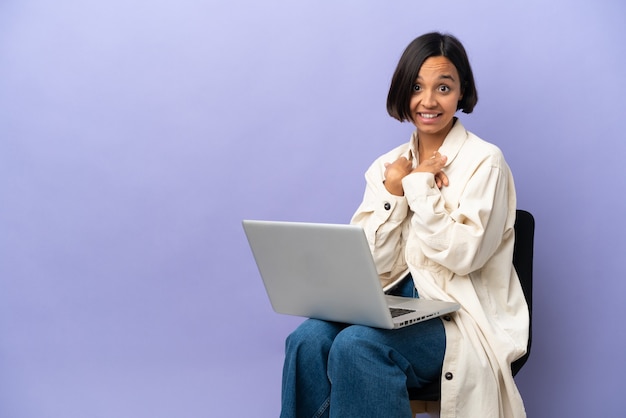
[
  {"xmin": 439, "ymin": 85, "xmax": 450, "ymax": 92},
  {"xmin": 412, "ymin": 84, "xmax": 421, "ymax": 92}
]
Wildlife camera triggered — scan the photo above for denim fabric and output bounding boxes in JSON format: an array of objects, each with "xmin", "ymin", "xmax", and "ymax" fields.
[
  {"xmin": 386, "ymin": 273, "xmax": 420, "ymax": 298},
  {"xmin": 280, "ymin": 276, "xmax": 445, "ymax": 418}
]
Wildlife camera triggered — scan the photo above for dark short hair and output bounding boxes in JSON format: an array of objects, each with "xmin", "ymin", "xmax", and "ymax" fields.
[{"xmin": 386, "ymin": 32, "xmax": 478, "ymax": 121}]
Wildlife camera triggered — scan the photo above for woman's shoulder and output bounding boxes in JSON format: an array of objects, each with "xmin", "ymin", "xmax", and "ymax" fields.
[{"xmin": 462, "ymin": 128, "xmax": 507, "ymax": 163}]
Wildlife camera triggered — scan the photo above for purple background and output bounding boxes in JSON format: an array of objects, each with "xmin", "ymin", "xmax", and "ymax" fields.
[{"xmin": 1, "ymin": 0, "xmax": 625, "ymax": 417}]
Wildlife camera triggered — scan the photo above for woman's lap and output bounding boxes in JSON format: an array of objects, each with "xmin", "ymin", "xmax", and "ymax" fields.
[{"xmin": 290, "ymin": 315, "xmax": 445, "ymax": 385}]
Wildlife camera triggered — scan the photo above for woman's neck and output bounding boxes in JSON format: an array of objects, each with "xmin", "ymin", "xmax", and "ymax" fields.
[{"xmin": 416, "ymin": 118, "xmax": 456, "ymax": 163}]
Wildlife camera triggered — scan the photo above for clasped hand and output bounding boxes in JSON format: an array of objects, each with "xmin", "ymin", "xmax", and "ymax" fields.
[{"xmin": 383, "ymin": 151, "xmax": 449, "ymax": 196}]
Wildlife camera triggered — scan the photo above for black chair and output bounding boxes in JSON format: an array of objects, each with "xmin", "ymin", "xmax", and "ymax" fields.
[{"xmin": 409, "ymin": 209, "xmax": 535, "ymax": 416}]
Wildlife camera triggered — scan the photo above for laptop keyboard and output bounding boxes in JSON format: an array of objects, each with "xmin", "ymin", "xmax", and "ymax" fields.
[{"xmin": 389, "ymin": 307, "xmax": 415, "ymax": 318}]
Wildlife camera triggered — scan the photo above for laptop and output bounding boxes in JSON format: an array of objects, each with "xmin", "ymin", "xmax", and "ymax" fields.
[{"xmin": 242, "ymin": 220, "xmax": 460, "ymax": 329}]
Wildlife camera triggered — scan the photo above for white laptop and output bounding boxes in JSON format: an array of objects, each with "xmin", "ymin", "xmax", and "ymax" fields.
[{"xmin": 242, "ymin": 220, "xmax": 460, "ymax": 329}]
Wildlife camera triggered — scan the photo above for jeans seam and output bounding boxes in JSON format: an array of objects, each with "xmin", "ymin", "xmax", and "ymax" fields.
[{"xmin": 312, "ymin": 396, "xmax": 330, "ymax": 418}]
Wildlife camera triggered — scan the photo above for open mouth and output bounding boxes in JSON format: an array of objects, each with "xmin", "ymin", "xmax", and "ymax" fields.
[{"xmin": 418, "ymin": 113, "xmax": 440, "ymax": 119}]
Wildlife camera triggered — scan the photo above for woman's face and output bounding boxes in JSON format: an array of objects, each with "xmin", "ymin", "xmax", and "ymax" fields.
[{"xmin": 409, "ymin": 56, "xmax": 463, "ymax": 140}]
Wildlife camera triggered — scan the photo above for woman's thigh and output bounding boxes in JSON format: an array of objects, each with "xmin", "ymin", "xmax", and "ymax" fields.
[
  {"xmin": 287, "ymin": 319, "xmax": 347, "ymax": 346},
  {"xmin": 331, "ymin": 318, "xmax": 445, "ymax": 386}
]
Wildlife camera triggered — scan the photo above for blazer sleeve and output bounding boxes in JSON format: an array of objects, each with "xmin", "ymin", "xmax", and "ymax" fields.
[{"xmin": 350, "ymin": 151, "xmax": 411, "ymax": 281}]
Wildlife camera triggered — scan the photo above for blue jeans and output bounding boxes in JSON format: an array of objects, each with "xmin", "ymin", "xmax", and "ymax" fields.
[{"xmin": 280, "ymin": 276, "xmax": 445, "ymax": 418}]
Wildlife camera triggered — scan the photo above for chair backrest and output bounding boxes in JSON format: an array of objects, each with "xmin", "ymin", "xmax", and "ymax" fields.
[{"xmin": 511, "ymin": 209, "xmax": 535, "ymax": 376}]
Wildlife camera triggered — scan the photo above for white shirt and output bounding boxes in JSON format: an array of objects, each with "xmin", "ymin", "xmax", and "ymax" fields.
[{"xmin": 351, "ymin": 119, "xmax": 529, "ymax": 417}]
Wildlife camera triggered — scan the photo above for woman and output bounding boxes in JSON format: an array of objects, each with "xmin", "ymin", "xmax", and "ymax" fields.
[{"xmin": 280, "ymin": 32, "xmax": 529, "ymax": 418}]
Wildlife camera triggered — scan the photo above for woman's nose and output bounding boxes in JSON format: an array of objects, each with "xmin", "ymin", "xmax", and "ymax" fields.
[{"xmin": 421, "ymin": 90, "xmax": 437, "ymax": 107}]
